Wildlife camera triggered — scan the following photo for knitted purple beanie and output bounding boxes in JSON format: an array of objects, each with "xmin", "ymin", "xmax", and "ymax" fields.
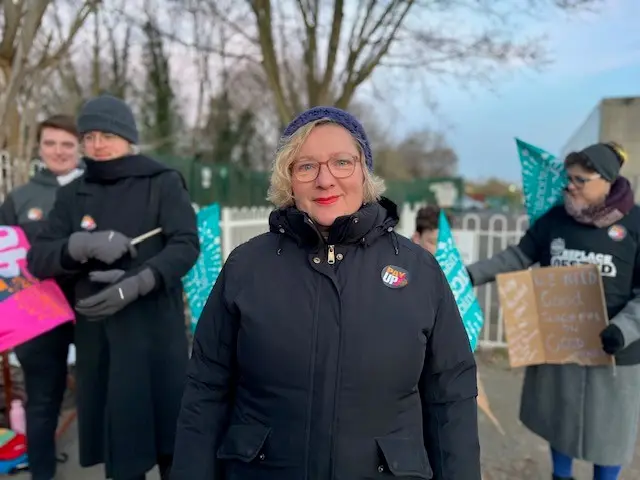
[{"xmin": 281, "ymin": 106, "xmax": 373, "ymax": 171}]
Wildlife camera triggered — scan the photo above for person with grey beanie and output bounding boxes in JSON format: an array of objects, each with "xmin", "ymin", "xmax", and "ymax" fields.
[{"xmin": 27, "ymin": 93, "xmax": 200, "ymax": 480}]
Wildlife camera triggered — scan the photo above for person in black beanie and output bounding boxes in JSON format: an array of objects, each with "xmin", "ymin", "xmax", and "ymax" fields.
[
  {"xmin": 27, "ymin": 93, "xmax": 200, "ymax": 480},
  {"xmin": 466, "ymin": 141, "xmax": 640, "ymax": 480}
]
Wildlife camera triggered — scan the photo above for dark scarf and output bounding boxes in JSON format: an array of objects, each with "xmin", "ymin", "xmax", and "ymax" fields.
[
  {"xmin": 83, "ymin": 154, "xmax": 171, "ymax": 183},
  {"xmin": 564, "ymin": 176, "xmax": 635, "ymax": 227}
]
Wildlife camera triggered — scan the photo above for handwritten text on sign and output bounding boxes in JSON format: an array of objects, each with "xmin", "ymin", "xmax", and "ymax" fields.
[
  {"xmin": 496, "ymin": 265, "xmax": 611, "ymax": 368},
  {"xmin": 0, "ymin": 226, "xmax": 74, "ymax": 352}
]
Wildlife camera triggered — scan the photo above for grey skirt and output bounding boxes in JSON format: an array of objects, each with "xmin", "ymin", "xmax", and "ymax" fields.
[{"xmin": 519, "ymin": 363, "xmax": 640, "ymax": 465}]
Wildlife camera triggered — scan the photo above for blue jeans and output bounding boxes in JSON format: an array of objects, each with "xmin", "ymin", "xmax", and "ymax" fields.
[{"xmin": 551, "ymin": 447, "xmax": 622, "ymax": 480}]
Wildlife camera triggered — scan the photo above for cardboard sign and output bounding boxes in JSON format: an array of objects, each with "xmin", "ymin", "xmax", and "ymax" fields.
[
  {"xmin": 0, "ymin": 226, "xmax": 75, "ymax": 352},
  {"xmin": 496, "ymin": 264, "xmax": 612, "ymax": 368}
]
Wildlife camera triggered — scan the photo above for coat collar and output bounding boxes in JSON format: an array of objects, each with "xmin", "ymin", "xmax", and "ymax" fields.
[{"xmin": 268, "ymin": 197, "xmax": 399, "ymax": 248}]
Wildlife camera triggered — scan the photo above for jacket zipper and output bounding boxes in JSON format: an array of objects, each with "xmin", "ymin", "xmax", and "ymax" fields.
[{"xmin": 327, "ymin": 244, "xmax": 335, "ymax": 264}]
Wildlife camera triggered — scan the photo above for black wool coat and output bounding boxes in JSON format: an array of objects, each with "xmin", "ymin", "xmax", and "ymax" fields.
[
  {"xmin": 171, "ymin": 199, "xmax": 480, "ymax": 480},
  {"xmin": 27, "ymin": 155, "xmax": 200, "ymax": 479}
]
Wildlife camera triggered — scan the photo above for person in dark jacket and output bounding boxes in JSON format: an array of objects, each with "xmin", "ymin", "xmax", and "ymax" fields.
[
  {"xmin": 0, "ymin": 114, "xmax": 82, "ymax": 480},
  {"xmin": 26, "ymin": 94, "xmax": 200, "ymax": 480},
  {"xmin": 171, "ymin": 106, "xmax": 480, "ymax": 480},
  {"xmin": 467, "ymin": 142, "xmax": 639, "ymax": 480}
]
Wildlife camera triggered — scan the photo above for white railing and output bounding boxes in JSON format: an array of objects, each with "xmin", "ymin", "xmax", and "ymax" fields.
[{"xmin": 218, "ymin": 204, "xmax": 529, "ymax": 349}]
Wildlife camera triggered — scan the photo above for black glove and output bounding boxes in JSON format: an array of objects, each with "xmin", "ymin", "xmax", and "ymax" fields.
[
  {"xmin": 75, "ymin": 268, "xmax": 156, "ymax": 319},
  {"xmin": 600, "ymin": 324, "xmax": 625, "ymax": 355},
  {"xmin": 67, "ymin": 230, "xmax": 137, "ymax": 265}
]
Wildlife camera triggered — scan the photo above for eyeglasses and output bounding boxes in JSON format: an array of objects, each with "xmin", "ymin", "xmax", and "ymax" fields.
[
  {"xmin": 291, "ymin": 155, "xmax": 358, "ymax": 182},
  {"xmin": 567, "ymin": 173, "xmax": 600, "ymax": 188}
]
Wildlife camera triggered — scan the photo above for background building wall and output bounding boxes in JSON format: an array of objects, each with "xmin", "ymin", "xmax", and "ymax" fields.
[
  {"xmin": 560, "ymin": 103, "xmax": 602, "ymax": 159},
  {"xmin": 599, "ymin": 97, "xmax": 640, "ymax": 191},
  {"xmin": 561, "ymin": 96, "xmax": 640, "ymax": 200}
]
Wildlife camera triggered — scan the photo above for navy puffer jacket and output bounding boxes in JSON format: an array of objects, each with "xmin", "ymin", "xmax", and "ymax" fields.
[{"xmin": 172, "ymin": 198, "xmax": 480, "ymax": 480}]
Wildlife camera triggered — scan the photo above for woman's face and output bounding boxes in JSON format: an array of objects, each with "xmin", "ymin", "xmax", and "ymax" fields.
[
  {"xmin": 82, "ymin": 131, "xmax": 130, "ymax": 161},
  {"xmin": 565, "ymin": 164, "xmax": 611, "ymax": 206},
  {"xmin": 290, "ymin": 124, "xmax": 365, "ymax": 227}
]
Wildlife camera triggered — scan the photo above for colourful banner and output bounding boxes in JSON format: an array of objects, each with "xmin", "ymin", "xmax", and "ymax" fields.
[
  {"xmin": 0, "ymin": 226, "xmax": 75, "ymax": 352},
  {"xmin": 516, "ymin": 138, "xmax": 567, "ymax": 224},
  {"xmin": 183, "ymin": 204, "xmax": 223, "ymax": 333},
  {"xmin": 434, "ymin": 211, "xmax": 484, "ymax": 351}
]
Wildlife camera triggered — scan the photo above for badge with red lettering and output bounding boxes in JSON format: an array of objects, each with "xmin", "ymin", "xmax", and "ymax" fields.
[{"xmin": 381, "ymin": 265, "xmax": 409, "ymax": 289}]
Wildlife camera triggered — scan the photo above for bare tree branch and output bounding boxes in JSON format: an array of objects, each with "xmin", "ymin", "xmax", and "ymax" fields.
[
  {"xmin": 108, "ymin": 5, "xmax": 259, "ymax": 64},
  {"xmin": 250, "ymin": 0, "xmax": 291, "ymax": 124},
  {"xmin": 35, "ymin": 1, "xmax": 97, "ymax": 70},
  {"xmin": 216, "ymin": 0, "xmax": 603, "ymax": 125},
  {"xmin": 316, "ymin": 0, "xmax": 344, "ymax": 105},
  {"xmin": 0, "ymin": 0, "xmax": 98, "ymax": 162}
]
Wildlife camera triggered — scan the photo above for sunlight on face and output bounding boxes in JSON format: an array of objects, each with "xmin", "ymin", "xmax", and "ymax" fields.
[
  {"xmin": 82, "ymin": 131, "xmax": 131, "ymax": 161},
  {"xmin": 291, "ymin": 124, "xmax": 365, "ymax": 227}
]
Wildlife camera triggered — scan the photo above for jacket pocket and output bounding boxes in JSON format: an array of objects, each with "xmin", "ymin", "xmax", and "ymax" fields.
[
  {"xmin": 217, "ymin": 424, "xmax": 271, "ymax": 463},
  {"xmin": 375, "ymin": 436, "xmax": 433, "ymax": 478}
]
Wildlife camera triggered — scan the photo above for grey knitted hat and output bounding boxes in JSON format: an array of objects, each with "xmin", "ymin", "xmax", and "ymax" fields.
[{"xmin": 77, "ymin": 94, "xmax": 139, "ymax": 144}]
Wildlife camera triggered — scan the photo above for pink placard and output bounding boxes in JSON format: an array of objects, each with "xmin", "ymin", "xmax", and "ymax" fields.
[{"xmin": 0, "ymin": 226, "xmax": 75, "ymax": 352}]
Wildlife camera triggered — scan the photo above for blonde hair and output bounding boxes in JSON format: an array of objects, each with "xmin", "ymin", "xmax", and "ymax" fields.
[
  {"xmin": 266, "ymin": 118, "xmax": 386, "ymax": 207},
  {"xmin": 607, "ymin": 141, "xmax": 628, "ymax": 165}
]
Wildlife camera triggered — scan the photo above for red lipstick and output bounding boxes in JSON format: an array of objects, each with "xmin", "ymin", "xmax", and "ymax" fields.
[{"xmin": 314, "ymin": 196, "xmax": 340, "ymax": 206}]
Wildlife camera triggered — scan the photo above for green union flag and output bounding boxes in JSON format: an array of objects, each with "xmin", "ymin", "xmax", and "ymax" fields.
[
  {"xmin": 434, "ymin": 211, "xmax": 484, "ymax": 351},
  {"xmin": 515, "ymin": 138, "xmax": 567, "ymax": 225}
]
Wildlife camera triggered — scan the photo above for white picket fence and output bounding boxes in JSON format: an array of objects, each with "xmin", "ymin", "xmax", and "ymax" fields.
[{"xmin": 217, "ymin": 204, "xmax": 529, "ymax": 349}]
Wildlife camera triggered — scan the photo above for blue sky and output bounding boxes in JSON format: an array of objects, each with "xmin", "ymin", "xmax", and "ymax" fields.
[{"xmin": 392, "ymin": 0, "xmax": 640, "ymax": 184}]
